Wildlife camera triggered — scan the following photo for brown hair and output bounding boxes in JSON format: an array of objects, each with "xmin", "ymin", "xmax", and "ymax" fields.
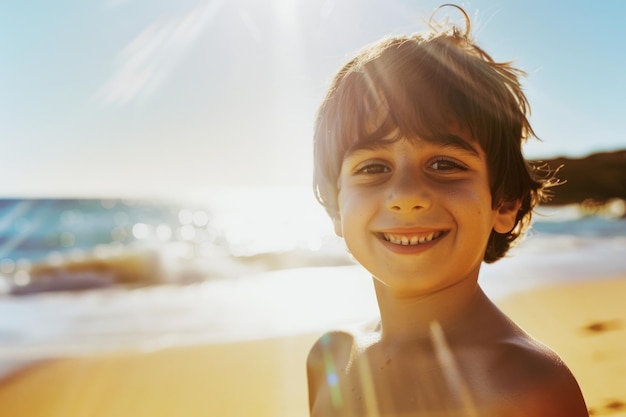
[{"xmin": 313, "ymin": 9, "xmax": 553, "ymax": 263}]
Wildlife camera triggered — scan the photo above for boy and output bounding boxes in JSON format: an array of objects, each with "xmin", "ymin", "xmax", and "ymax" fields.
[{"xmin": 307, "ymin": 5, "xmax": 588, "ymax": 417}]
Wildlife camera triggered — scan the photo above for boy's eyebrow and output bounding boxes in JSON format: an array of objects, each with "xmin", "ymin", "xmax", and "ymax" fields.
[
  {"xmin": 434, "ymin": 133, "xmax": 480, "ymax": 156},
  {"xmin": 344, "ymin": 139, "xmax": 395, "ymax": 158}
]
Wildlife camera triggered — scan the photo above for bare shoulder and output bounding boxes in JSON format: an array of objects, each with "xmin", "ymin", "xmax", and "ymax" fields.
[
  {"xmin": 307, "ymin": 320, "xmax": 378, "ymax": 370},
  {"xmin": 306, "ymin": 329, "xmax": 354, "ymax": 411},
  {"xmin": 307, "ymin": 330, "xmax": 355, "ymax": 373},
  {"xmin": 306, "ymin": 321, "xmax": 379, "ymax": 415},
  {"xmin": 491, "ymin": 335, "xmax": 589, "ymax": 416}
]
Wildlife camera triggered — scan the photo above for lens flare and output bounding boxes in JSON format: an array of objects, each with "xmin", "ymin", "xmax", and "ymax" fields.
[{"xmin": 320, "ymin": 333, "xmax": 343, "ymax": 409}]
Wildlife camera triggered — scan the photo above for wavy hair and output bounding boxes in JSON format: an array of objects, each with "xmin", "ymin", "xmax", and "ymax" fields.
[{"xmin": 313, "ymin": 8, "xmax": 555, "ymax": 262}]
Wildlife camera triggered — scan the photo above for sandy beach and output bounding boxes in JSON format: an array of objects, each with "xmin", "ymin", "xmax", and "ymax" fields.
[
  {"xmin": 0, "ymin": 333, "xmax": 320, "ymax": 417},
  {"xmin": 0, "ymin": 274, "xmax": 624, "ymax": 417}
]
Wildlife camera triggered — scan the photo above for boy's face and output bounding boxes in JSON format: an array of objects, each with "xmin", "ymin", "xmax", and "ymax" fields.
[{"xmin": 333, "ymin": 129, "xmax": 518, "ymax": 295}]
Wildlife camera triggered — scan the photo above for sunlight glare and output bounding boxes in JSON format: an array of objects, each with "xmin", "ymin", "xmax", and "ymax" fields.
[
  {"xmin": 207, "ymin": 187, "xmax": 336, "ymax": 256},
  {"xmin": 13, "ymin": 270, "xmax": 31, "ymax": 287},
  {"xmin": 132, "ymin": 222, "xmax": 150, "ymax": 239},
  {"xmin": 178, "ymin": 225, "xmax": 196, "ymax": 241},
  {"xmin": 193, "ymin": 210, "xmax": 210, "ymax": 227},
  {"xmin": 156, "ymin": 224, "xmax": 173, "ymax": 241},
  {"xmin": 178, "ymin": 209, "xmax": 194, "ymax": 225},
  {"xmin": 96, "ymin": 0, "xmax": 224, "ymax": 105}
]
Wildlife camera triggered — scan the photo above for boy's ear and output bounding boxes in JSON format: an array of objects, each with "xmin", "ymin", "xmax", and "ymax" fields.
[{"xmin": 493, "ymin": 199, "xmax": 521, "ymax": 234}]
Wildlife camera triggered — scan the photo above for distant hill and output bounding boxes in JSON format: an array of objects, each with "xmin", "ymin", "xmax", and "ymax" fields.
[{"xmin": 530, "ymin": 149, "xmax": 626, "ymax": 205}]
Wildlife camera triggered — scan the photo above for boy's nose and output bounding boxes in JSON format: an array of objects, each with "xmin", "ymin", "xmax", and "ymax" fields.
[{"xmin": 386, "ymin": 173, "xmax": 432, "ymax": 213}]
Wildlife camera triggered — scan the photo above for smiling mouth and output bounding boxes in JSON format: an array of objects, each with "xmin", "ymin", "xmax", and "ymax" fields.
[{"xmin": 381, "ymin": 231, "xmax": 445, "ymax": 246}]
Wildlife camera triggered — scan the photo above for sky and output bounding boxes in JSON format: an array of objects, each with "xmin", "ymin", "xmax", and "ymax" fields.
[{"xmin": 1, "ymin": 0, "xmax": 625, "ymax": 198}]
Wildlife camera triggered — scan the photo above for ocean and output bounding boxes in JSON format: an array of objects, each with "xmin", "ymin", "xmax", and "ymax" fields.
[
  {"xmin": 0, "ymin": 187, "xmax": 625, "ymax": 367},
  {"xmin": 0, "ymin": 187, "xmax": 345, "ymax": 286}
]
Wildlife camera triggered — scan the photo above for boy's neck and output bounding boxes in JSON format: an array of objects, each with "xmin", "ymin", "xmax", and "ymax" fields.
[{"xmin": 373, "ymin": 274, "xmax": 485, "ymax": 343}]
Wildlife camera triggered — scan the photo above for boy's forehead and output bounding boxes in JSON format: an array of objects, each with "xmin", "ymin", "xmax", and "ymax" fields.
[{"xmin": 344, "ymin": 130, "xmax": 480, "ymax": 158}]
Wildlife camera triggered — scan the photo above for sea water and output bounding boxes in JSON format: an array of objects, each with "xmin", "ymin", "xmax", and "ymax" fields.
[{"xmin": 0, "ymin": 187, "xmax": 625, "ymax": 366}]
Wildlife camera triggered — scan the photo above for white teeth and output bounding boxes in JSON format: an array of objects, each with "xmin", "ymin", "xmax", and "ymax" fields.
[{"xmin": 383, "ymin": 232, "xmax": 442, "ymax": 246}]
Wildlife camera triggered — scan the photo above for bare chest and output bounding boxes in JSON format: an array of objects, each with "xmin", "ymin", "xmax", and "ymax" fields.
[{"xmin": 314, "ymin": 346, "xmax": 499, "ymax": 417}]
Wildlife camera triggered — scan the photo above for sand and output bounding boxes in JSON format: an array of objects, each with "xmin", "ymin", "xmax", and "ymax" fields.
[
  {"xmin": 0, "ymin": 333, "xmax": 321, "ymax": 417},
  {"xmin": 0, "ymin": 278, "xmax": 624, "ymax": 417}
]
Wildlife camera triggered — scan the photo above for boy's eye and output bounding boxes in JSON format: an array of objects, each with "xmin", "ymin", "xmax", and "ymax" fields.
[
  {"xmin": 354, "ymin": 162, "xmax": 390, "ymax": 175},
  {"xmin": 429, "ymin": 158, "xmax": 466, "ymax": 172}
]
